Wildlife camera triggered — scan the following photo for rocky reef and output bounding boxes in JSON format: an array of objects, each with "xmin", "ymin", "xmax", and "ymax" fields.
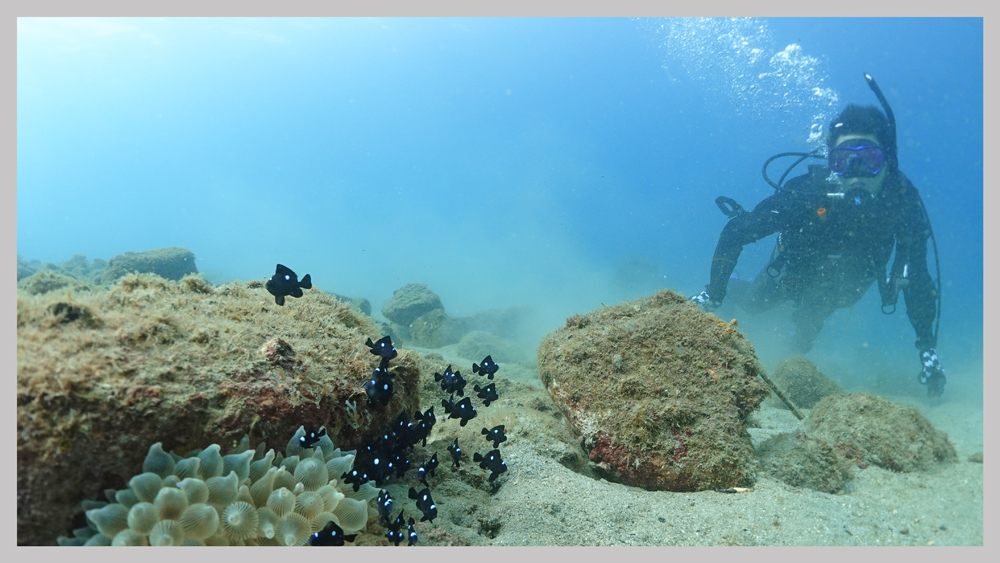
[
  {"xmin": 17, "ymin": 273, "xmax": 419, "ymax": 545},
  {"xmin": 18, "ymin": 254, "xmax": 106, "ymax": 286},
  {"xmin": 537, "ymin": 289, "xmax": 770, "ymax": 492}
]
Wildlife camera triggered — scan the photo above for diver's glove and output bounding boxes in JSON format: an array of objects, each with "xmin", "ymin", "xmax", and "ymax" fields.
[
  {"xmin": 690, "ymin": 290, "xmax": 722, "ymax": 313},
  {"xmin": 918, "ymin": 348, "xmax": 946, "ymax": 398}
]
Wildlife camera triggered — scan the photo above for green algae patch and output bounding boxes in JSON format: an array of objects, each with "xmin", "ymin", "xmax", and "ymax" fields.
[
  {"xmin": 537, "ymin": 289, "xmax": 770, "ymax": 492},
  {"xmin": 17, "ymin": 273, "xmax": 420, "ymax": 545}
]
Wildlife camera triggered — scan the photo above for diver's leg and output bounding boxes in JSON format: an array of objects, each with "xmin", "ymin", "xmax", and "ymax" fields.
[
  {"xmin": 733, "ymin": 265, "xmax": 785, "ymax": 314},
  {"xmin": 789, "ymin": 305, "xmax": 830, "ymax": 353},
  {"xmin": 789, "ymin": 284, "xmax": 841, "ymax": 354}
]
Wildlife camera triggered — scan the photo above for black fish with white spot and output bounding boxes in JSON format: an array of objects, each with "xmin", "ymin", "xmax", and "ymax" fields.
[
  {"xmin": 447, "ymin": 438, "xmax": 462, "ymax": 468},
  {"xmin": 442, "ymin": 395, "xmax": 477, "ymax": 427},
  {"xmin": 298, "ymin": 426, "xmax": 326, "ymax": 449},
  {"xmin": 391, "ymin": 452, "xmax": 410, "ymax": 479},
  {"xmin": 474, "ymin": 382, "xmax": 498, "ymax": 407},
  {"xmin": 473, "ymin": 448, "xmax": 508, "ymax": 482},
  {"xmin": 472, "ymin": 355, "xmax": 499, "ymax": 379},
  {"xmin": 413, "ymin": 406, "xmax": 436, "ymax": 446},
  {"xmin": 408, "ymin": 487, "xmax": 438, "ymax": 523},
  {"xmin": 407, "ymin": 517, "xmax": 418, "ymax": 545},
  {"xmin": 377, "ymin": 489, "xmax": 394, "ymax": 525},
  {"xmin": 365, "ymin": 335, "xmax": 398, "ymax": 360},
  {"xmin": 482, "ymin": 425, "xmax": 507, "ymax": 448},
  {"xmin": 416, "ymin": 452, "xmax": 439, "ymax": 485},
  {"xmin": 434, "ymin": 365, "xmax": 467, "ymax": 397},
  {"xmin": 265, "ymin": 264, "xmax": 312, "ymax": 306},
  {"xmin": 385, "ymin": 511, "xmax": 407, "ymax": 546},
  {"xmin": 309, "ymin": 519, "xmax": 357, "ymax": 546},
  {"xmin": 364, "ymin": 359, "xmax": 394, "ymax": 407},
  {"xmin": 342, "ymin": 467, "xmax": 370, "ymax": 492},
  {"xmin": 391, "ymin": 411, "xmax": 415, "ymax": 447}
]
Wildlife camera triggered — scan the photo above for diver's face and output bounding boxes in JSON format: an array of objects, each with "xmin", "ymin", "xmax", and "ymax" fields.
[{"xmin": 831, "ymin": 133, "xmax": 888, "ymax": 196}]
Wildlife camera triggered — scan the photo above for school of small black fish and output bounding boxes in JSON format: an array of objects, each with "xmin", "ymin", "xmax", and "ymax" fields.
[{"xmin": 260, "ymin": 266, "xmax": 510, "ymax": 546}]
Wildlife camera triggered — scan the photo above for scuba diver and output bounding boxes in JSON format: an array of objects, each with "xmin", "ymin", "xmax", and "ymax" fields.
[{"xmin": 690, "ymin": 73, "xmax": 946, "ymax": 398}]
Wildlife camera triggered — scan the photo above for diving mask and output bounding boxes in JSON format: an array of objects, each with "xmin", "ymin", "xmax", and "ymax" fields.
[{"xmin": 829, "ymin": 143, "xmax": 886, "ymax": 177}]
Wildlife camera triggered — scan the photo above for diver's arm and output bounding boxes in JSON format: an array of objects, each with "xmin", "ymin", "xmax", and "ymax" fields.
[
  {"xmin": 897, "ymin": 187, "xmax": 937, "ymax": 350},
  {"xmin": 704, "ymin": 194, "xmax": 785, "ymax": 302},
  {"xmin": 895, "ymin": 176, "xmax": 945, "ymax": 397}
]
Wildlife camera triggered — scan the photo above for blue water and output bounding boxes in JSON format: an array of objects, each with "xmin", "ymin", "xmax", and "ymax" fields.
[{"xmin": 17, "ymin": 17, "xmax": 983, "ymax": 397}]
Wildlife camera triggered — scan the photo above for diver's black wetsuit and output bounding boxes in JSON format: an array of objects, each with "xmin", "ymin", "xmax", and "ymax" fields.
[{"xmin": 705, "ymin": 165, "xmax": 937, "ymax": 352}]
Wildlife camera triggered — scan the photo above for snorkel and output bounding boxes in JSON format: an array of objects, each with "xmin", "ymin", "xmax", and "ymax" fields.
[{"xmin": 863, "ymin": 72, "xmax": 898, "ymax": 171}]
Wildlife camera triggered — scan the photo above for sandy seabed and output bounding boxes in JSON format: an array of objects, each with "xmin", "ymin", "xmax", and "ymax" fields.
[{"xmin": 399, "ymin": 344, "xmax": 983, "ymax": 547}]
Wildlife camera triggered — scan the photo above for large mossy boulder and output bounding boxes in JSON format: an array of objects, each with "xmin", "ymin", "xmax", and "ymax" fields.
[
  {"xmin": 537, "ymin": 289, "xmax": 770, "ymax": 492},
  {"xmin": 804, "ymin": 393, "xmax": 957, "ymax": 472},
  {"xmin": 381, "ymin": 283, "xmax": 444, "ymax": 326},
  {"xmin": 17, "ymin": 273, "xmax": 420, "ymax": 545},
  {"xmin": 100, "ymin": 246, "xmax": 198, "ymax": 284}
]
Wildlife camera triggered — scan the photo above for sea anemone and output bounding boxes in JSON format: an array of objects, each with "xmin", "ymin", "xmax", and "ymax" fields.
[
  {"xmin": 196, "ymin": 445, "xmax": 224, "ymax": 480},
  {"xmin": 293, "ymin": 491, "xmax": 324, "ymax": 519},
  {"xmin": 126, "ymin": 502, "xmax": 159, "ymax": 535},
  {"xmin": 278, "ymin": 512, "xmax": 311, "ymax": 546},
  {"xmin": 179, "ymin": 504, "xmax": 220, "ymax": 540},
  {"xmin": 148, "ymin": 520, "xmax": 185, "ymax": 546},
  {"xmin": 111, "ymin": 528, "xmax": 148, "ymax": 546},
  {"xmin": 57, "ymin": 426, "xmax": 370, "ymax": 546},
  {"xmin": 266, "ymin": 487, "xmax": 296, "ymax": 517},
  {"xmin": 293, "ymin": 453, "xmax": 329, "ymax": 491},
  {"xmin": 220, "ymin": 501, "xmax": 259, "ymax": 541},
  {"xmin": 256, "ymin": 507, "xmax": 279, "ymax": 540},
  {"xmin": 153, "ymin": 487, "xmax": 188, "ymax": 520},
  {"xmin": 332, "ymin": 497, "xmax": 369, "ymax": 532},
  {"xmin": 205, "ymin": 471, "xmax": 239, "ymax": 507},
  {"xmin": 128, "ymin": 473, "xmax": 163, "ymax": 504},
  {"xmin": 177, "ymin": 478, "xmax": 209, "ymax": 505},
  {"xmin": 142, "ymin": 443, "xmax": 176, "ymax": 477}
]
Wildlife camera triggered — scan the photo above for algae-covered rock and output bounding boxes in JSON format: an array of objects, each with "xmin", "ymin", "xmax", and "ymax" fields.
[
  {"xmin": 17, "ymin": 270, "xmax": 95, "ymax": 295},
  {"xmin": 756, "ymin": 431, "xmax": 854, "ymax": 493},
  {"xmin": 17, "ymin": 273, "xmax": 420, "ymax": 545},
  {"xmin": 804, "ymin": 393, "xmax": 957, "ymax": 472},
  {"xmin": 18, "ymin": 254, "xmax": 107, "ymax": 285},
  {"xmin": 100, "ymin": 246, "xmax": 198, "ymax": 284},
  {"xmin": 409, "ymin": 309, "xmax": 465, "ymax": 348},
  {"xmin": 770, "ymin": 356, "xmax": 843, "ymax": 409},
  {"xmin": 381, "ymin": 283, "xmax": 444, "ymax": 326},
  {"xmin": 537, "ymin": 289, "xmax": 770, "ymax": 492}
]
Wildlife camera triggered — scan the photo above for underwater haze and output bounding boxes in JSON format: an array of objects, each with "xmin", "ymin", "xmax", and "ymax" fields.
[{"xmin": 17, "ymin": 17, "xmax": 983, "ymax": 398}]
